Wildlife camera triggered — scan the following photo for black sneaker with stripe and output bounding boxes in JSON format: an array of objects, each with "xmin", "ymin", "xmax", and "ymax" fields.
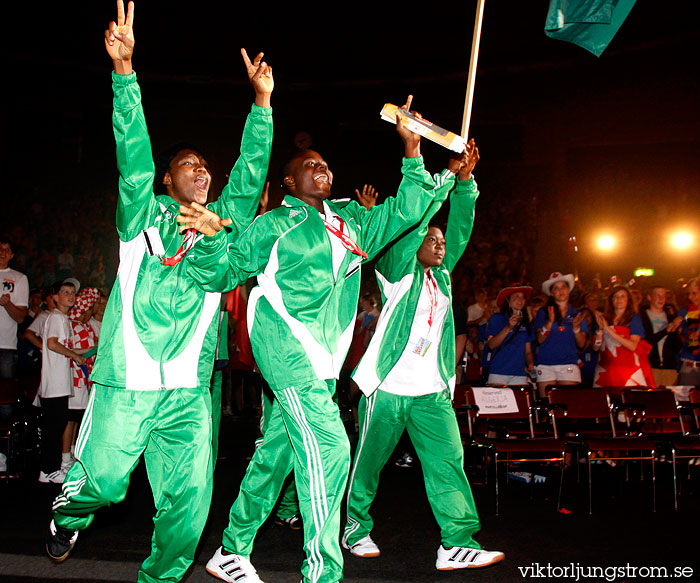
[
  {"xmin": 435, "ymin": 544, "xmax": 505, "ymax": 570},
  {"xmin": 46, "ymin": 519, "xmax": 78, "ymax": 562}
]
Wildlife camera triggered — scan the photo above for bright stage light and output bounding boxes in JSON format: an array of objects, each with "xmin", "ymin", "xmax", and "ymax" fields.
[
  {"xmin": 671, "ymin": 231, "xmax": 692, "ymax": 250},
  {"xmin": 596, "ymin": 235, "xmax": 616, "ymax": 251}
]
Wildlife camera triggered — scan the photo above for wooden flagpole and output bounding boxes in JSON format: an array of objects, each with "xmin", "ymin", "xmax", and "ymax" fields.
[{"xmin": 461, "ymin": 0, "xmax": 486, "ymax": 139}]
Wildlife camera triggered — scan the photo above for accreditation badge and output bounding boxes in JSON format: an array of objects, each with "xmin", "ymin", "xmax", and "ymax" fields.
[{"xmin": 412, "ymin": 337, "xmax": 432, "ymax": 357}]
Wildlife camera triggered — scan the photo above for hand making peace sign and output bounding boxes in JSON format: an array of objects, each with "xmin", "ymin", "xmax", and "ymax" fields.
[{"xmin": 105, "ymin": 0, "xmax": 135, "ymax": 74}]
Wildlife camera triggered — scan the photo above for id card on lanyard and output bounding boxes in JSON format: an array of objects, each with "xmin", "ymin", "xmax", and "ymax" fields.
[{"xmin": 412, "ymin": 271, "xmax": 438, "ymax": 357}]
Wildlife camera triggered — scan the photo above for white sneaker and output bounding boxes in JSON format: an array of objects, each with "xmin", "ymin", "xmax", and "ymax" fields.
[
  {"xmin": 38, "ymin": 469, "xmax": 67, "ymax": 484},
  {"xmin": 342, "ymin": 534, "xmax": 381, "ymax": 558},
  {"xmin": 206, "ymin": 546, "xmax": 264, "ymax": 582},
  {"xmin": 436, "ymin": 545, "xmax": 504, "ymax": 570},
  {"xmin": 61, "ymin": 459, "xmax": 75, "ymax": 473}
]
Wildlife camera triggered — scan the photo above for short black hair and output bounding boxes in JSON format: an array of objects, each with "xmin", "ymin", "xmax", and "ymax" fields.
[
  {"xmin": 153, "ymin": 142, "xmax": 206, "ymax": 195},
  {"xmin": 427, "ymin": 222, "xmax": 445, "ymax": 234},
  {"xmin": 0, "ymin": 235, "xmax": 12, "ymax": 250},
  {"xmin": 278, "ymin": 149, "xmax": 311, "ymax": 196}
]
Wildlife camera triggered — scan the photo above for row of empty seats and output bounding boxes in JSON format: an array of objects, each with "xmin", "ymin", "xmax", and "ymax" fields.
[{"xmin": 453, "ymin": 383, "xmax": 700, "ymax": 514}]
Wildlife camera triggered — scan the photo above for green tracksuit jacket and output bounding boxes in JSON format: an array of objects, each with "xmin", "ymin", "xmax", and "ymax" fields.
[
  {"xmin": 90, "ymin": 71, "xmax": 272, "ymax": 391},
  {"xmin": 344, "ymin": 177, "xmax": 482, "ymax": 551},
  {"xmin": 352, "ymin": 177, "xmax": 479, "ymax": 397},
  {"xmin": 191, "ymin": 157, "xmax": 452, "ymax": 386},
  {"xmin": 190, "ymin": 159, "xmax": 452, "ymax": 583},
  {"xmin": 52, "ymin": 71, "xmax": 271, "ymax": 583}
]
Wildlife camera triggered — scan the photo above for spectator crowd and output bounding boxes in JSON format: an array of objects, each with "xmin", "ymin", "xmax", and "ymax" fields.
[{"xmin": 455, "ymin": 273, "xmax": 700, "ymax": 395}]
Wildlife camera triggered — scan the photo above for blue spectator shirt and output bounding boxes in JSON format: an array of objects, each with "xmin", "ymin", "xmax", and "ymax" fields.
[
  {"xmin": 534, "ymin": 306, "xmax": 588, "ymax": 366},
  {"xmin": 486, "ymin": 313, "xmax": 535, "ymax": 376},
  {"xmin": 679, "ymin": 304, "xmax": 700, "ymax": 362}
]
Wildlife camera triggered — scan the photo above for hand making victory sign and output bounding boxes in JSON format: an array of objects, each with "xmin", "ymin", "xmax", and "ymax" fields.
[
  {"xmin": 175, "ymin": 48, "xmax": 275, "ymax": 236},
  {"xmin": 105, "ymin": 0, "xmax": 135, "ymax": 75},
  {"xmin": 241, "ymin": 49, "xmax": 274, "ymax": 108}
]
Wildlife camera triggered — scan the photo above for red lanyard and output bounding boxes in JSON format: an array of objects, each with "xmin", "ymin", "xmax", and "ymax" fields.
[
  {"xmin": 162, "ymin": 228, "xmax": 198, "ymax": 266},
  {"xmin": 321, "ymin": 215, "xmax": 367, "ymax": 259},
  {"xmin": 425, "ymin": 271, "xmax": 439, "ymax": 329}
]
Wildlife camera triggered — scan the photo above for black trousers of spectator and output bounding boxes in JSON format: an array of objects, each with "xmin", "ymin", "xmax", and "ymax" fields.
[
  {"xmin": 0, "ymin": 349, "xmax": 18, "ymax": 424},
  {"xmin": 40, "ymin": 396, "xmax": 69, "ymax": 474}
]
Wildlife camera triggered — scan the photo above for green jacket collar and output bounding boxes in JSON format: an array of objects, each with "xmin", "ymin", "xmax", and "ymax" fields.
[
  {"xmin": 155, "ymin": 195, "xmax": 184, "ymax": 219},
  {"xmin": 282, "ymin": 194, "xmax": 339, "ymax": 212}
]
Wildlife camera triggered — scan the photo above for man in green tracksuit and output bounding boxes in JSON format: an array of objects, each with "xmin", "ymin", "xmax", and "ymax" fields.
[
  {"xmin": 343, "ymin": 140, "xmax": 505, "ymax": 571},
  {"xmin": 46, "ymin": 3, "xmax": 274, "ymax": 582},
  {"xmin": 180, "ymin": 98, "xmax": 451, "ymax": 583}
]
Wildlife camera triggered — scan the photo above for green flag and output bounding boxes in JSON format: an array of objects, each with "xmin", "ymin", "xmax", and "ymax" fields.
[{"xmin": 544, "ymin": 0, "xmax": 637, "ymax": 57}]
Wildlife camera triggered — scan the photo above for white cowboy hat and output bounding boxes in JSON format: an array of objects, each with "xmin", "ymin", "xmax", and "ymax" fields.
[{"xmin": 541, "ymin": 272, "xmax": 575, "ymax": 296}]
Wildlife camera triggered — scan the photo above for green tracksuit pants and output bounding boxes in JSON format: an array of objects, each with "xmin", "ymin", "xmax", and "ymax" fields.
[
  {"xmin": 211, "ymin": 369, "xmax": 222, "ymax": 464},
  {"xmin": 259, "ymin": 387, "xmax": 301, "ymax": 520},
  {"xmin": 344, "ymin": 389, "xmax": 481, "ymax": 549},
  {"xmin": 255, "ymin": 385, "xmax": 306, "ymax": 522},
  {"xmin": 222, "ymin": 378, "xmax": 350, "ymax": 583},
  {"xmin": 277, "ymin": 479, "xmax": 300, "ymax": 519},
  {"xmin": 52, "ymin": 384, "xmax": 213, "ymax": 583}
]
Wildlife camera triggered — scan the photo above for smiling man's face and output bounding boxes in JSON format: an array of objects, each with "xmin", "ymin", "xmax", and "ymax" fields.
[{"xmin": 283, "ymin": 151, "xmax": 333, "ymax": 209}]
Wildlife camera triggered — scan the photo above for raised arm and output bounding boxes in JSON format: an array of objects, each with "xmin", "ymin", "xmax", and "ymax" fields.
[
  {"xmin": 105, "ymin": 0, "xmax": 158, "ymax": 241},
  {"xmin": 442, "ymin": 139, "xmax": 480, "ymax": 273},
  {"xmin": 210, "ymin": 49, "xmax": 274, "ymax": 241},
  {"xmin": 373, "ymin": 151, "xmax": 468, "ymax": 281},
  {"xmin": 350, "ymin": 97, "xmax": 442, "ymax": 260},
  {"xmin": 397, "ymin": 95, "xmax": 421, "ymax": 159}
]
